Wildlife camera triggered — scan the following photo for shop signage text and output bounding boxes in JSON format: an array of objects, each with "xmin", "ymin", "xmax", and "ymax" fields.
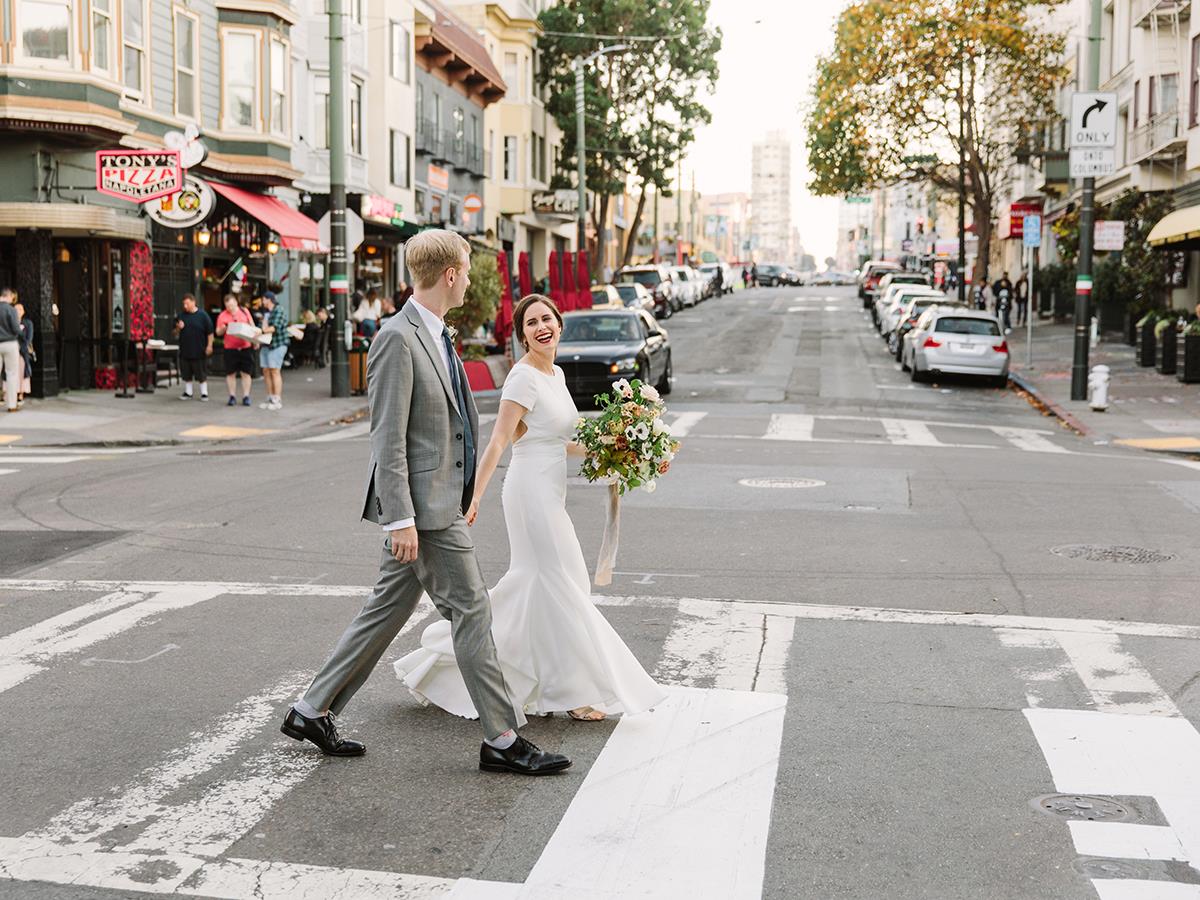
[
  {"xmin": 1008, "ymin": 202, "xmax": 1042, "ymax": 239},
  {"xmin": 427, "ymin": 164, "xmax": 450, "ymax": 193},
  {"xmin": 532, "ymin": 190, "xmax": 580, "ymax": 215},
  {"xmin": 96, "ymin": 150, "xmax": 183, "ymax": 203},
  {"xmin": 1094, "ymin": 219, "xmax": 1125, "ymax": 252},
  {"xmin": 360, "ymin": 194, "xmax": 405, "ymax": 227},
  {"xmin": 144, "ymin": 176, "xmax": 215, "ymax": 229}
]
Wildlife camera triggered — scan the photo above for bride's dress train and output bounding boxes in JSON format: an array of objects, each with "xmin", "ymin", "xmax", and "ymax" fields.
[{"xmin": 394, "ymin": 363, "xmax": 666, "ymax": 718}]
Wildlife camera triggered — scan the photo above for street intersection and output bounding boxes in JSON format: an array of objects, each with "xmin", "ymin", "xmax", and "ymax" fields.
[{"xmin": 2, "ymin": 286, "xmax": 1199, "ymax": 899}]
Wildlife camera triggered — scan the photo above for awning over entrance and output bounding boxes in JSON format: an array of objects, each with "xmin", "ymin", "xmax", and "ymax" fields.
[
  {"xmin": 1147, "ymin": 204, "xmax": 1200, "ymax": 248},
  {"xmin": 209, "ymin": 182, "xmax": 324, "ymax": 252}
]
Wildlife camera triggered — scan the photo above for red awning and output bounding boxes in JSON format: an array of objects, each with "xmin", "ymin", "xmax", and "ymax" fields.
[{"xmin": 209, "ymin": 181, "xmax": 325, "ymax": 252}]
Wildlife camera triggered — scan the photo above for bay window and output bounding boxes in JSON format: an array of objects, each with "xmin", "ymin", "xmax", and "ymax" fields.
[
  {"xmin": 350, "ymin": 79, "xmax": 363, "ymax": 154},
  {"xmin": 92, "ymin": 0, "xmax": 114, "ymax": 74},
  {"xmin": 175, "ymin": 10, "xmax": 199, "ymax": 120},
  {"xmin": 123, "ymin": 0, "xmax": 147, "ymax": 98},
  {"xmin": 269, "ymin": 37, "xmax": 289, "ymax": 136},
  {"xmin": 223, "ymin": 29, "xmax": 260, "ymax": 129},
  {"xmin": 20, "ymin": 0, "xmax": 72, "ymax": 63}
]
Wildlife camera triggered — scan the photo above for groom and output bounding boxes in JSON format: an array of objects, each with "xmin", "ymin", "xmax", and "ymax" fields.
[{"xmin": 281, "ymin": 230, "xmax": 570, "ymax": 776}]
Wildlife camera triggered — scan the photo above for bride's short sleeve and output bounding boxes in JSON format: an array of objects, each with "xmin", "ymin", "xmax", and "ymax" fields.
[{"xmin": 501, "ymin": 365, "xmax": 538, "ymax": 411}]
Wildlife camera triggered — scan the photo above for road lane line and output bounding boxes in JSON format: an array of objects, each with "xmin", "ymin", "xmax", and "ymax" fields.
[
  {"xmin": 1067, "ymin": 820, "xmax": 1187, "ymax": 861},
  {"xmin": 1092, "ymin": 882, "xmax": 1200, "ymax": 899},
  {"xmin": 669, "ymin": 411, "xmax": 707, "ymax": 437},
  {"xmin": 516, "ymin": 687, "xmax": 787, "ymax": 900},
  {"xmin": 879, "ymin": 417, "xmax": 946, "ymax": 447},
  {"xmin": 988, "ymin": 425, "xmax": 1071, "ymax": 453},
  {"xmin": 1052, "ymin": 632, "xmax": 1180, "ymax": 716},
  {"xmin": 764, "ymin": 413, "xmax": 814, "ymax": 442},
  {"xmin": 30, "ymin": 674, "xmax": 306, "ymax": 844}
]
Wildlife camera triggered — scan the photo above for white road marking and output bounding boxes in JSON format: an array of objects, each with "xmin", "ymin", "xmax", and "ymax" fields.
[
  {"xmin": 1068, "ymin": 820, "xmax": 1188, "ymax": 861},
  {"xmin": 669, "ymin": 411, "xmax": 707, "ymax": 437},
  {"xmin": 0, "ymin": 455, "xmax": 88, "ymax": 463},
  {"xmin": 988, "ymin": 425, "xmax": 1072, "ymax": 454},
  {"xmin": 0, "ymin": 469, "xmax": 16, "ymax": 476},
  {"xmin": 880, "ymin": 417, "xmax": 945, "ymax": 447},
  {"xmin": 1053, "ymin": 632, "xmax": 1180, "ymax": 716},
  {"xmin": 1092, "ymin": 882, "xmax": 1200, "ymax": 899},
  {"xmin": 1026, "ymin": 709, "xmax": 1200, "ymax": 895},
  {"xmin": 80, "ymin": 642, "xmax": 179, "ymax": 666},
  {"xmin": 764, "ymin": 413, "xmax": 814, "ymax": 442}
]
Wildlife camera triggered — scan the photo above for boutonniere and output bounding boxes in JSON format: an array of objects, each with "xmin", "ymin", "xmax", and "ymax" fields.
[{"xmin": 445, "ymin": 324, "xmax": 458, "ymax": 342}]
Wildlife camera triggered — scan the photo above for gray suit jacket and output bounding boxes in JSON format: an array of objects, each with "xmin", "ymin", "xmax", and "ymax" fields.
[{"xmin": 361, "ymin": 301, "xmax": 478, "ymax": 531}]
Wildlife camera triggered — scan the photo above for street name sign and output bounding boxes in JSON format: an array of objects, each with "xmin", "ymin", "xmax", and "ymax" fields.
[
  {"xmin": 1069, "ymin": 147, "xmax": 1116, "ymax": 178},
  {"xmin": 1023, "ymin": 215, "xmax": 1042, "ymax": 248},
  {"xmin": 1070, "ymin": 92, "xmax": 1118, "ymax": 147}
]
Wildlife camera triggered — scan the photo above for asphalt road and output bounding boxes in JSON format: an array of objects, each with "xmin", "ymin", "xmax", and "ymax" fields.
[{"xmin": 2, "ymin": 285, "xmax": 1199, "ymax": 899}]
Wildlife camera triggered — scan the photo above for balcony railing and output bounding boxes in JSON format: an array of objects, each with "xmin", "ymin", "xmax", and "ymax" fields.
[
  {"xmin": 1133, "ymin": 0, "xmax": 1190, "ymax": 27},
  {"xmin": 415, "ymin": 119, "xmax": 445, "ymax": 159},
  {"xmin": 1129, "ymin": 112, "xmax": 1185, "ymax": 161}
]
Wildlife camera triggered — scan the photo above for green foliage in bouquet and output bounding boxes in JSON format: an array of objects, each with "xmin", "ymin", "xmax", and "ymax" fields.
[{"xmin": 575, "ymin": 378, "xmax": 681, "ymax": 495}]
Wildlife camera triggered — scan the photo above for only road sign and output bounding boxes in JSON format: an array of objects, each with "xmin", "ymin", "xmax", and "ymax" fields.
[
  {"xmin": 1070, "ymin": 92, "xmax": 1118, "ymax": 147},
  {"xmin": 1069, "ymin": 147, "xmax": 1116, "ymax": 178}
]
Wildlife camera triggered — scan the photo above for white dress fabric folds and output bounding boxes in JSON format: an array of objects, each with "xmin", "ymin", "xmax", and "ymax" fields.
[{"xmin": 394, "ymin": 363, "xmax": 666, "ymax": 718}]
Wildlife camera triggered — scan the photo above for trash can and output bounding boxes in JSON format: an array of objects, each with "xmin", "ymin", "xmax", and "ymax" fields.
[{"xmin": 349, "ymin": 348, "xmax": 368, "ymax": 395}]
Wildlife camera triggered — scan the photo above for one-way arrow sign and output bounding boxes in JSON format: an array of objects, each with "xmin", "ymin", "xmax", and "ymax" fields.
[{"xmin": 1070, "ymin": 92, "xmax": 1117, "ymax": 148}]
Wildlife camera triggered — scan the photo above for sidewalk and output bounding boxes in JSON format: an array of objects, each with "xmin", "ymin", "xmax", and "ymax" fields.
[
  {"xmin": 0, "ymin": 367, "xmax": 368, "ymax": 447},
  {"xmin": 1006, "ymin": 315, "xmax": 1200, "ymax": 455}
]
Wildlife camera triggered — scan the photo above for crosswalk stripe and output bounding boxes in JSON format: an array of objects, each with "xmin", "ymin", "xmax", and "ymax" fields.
[
  {"xmin": 0, "ymin": 455, "xmax": 88, "ymax": 464},
  {"xmin": 669, "ymin": 411, "xmax": 707, "ymax": 437},
  {"xmin": 764, "ymin": 413, "xmax": 814, "ymax": 442},
  {"xmin": 988, "ymin": 425, "xmax": 1072, "ymax": 453},
  {"xmin": 1053, "ymin": 631, "xmax": 1180, "ymax": 716},
  {"xmin": 879, "ymin": 416, "xmax": 944, "ymax": 447}
]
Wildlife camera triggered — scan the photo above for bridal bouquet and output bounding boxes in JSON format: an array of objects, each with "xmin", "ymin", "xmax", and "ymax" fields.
[{"xmin": 575, "ymin": 378, "xmax": 681, "ymax": 585}]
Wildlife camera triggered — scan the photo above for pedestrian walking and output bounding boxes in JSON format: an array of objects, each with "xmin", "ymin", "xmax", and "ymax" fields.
[
  {"xmin": 215, "ymin": 294, "xmax": 255, "ymax": 407},
  {"xmin": 992, "ymin": 271, "xmax": 1013, "ymax": 333},
  {"xmin": 175, "ymin": 293, "xmax": 213, "ymax": 401},
  {"xmin": 258, "ymin": 292, "xmax": 288, "ymax": 410},
  {"xmin": 713, "ymin": 265, "xmax": 724, "ymax": 296},
  {"xmin": 14, "ymin": 302, "xmax": 33, "ymax": 400},
  {"xmin": 353, "ymin": 291, "xmax": 379, "ymax": 338},
  {"xmin": 742, "ymin": 266, "xmax": 750, "ymax": 289},
  {"xmin": 750, "ymin": 263, "xmax": 759, "ymax": 288},
  {"xmin": 1014, "ymin": 273, "xmax": 1029, "ymax": 327},
  {"xmin": 0, "ymin": 288, "xmax": 21, "ymax": 412}
]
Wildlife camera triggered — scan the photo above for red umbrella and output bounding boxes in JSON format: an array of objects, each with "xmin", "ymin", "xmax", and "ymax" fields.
[
  {"xmin": 577, "ymin": 251, "xmax": 591, "ymax": 309},
  {"xmin": 548, "ymin": 251, "xmax": 561, "ymax": 306},
  {"xmin": 495, "ymin": 251, "xmax": 514, "ymax": 348},
  {"xmin": 518, "ymin": 251, "xmax": 532, "ymax": 298}
]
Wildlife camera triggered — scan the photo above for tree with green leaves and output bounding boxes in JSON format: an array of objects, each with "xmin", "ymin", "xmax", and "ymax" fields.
[
  {"xmin": 446, "ymin": 251, "xmax": 499, "ymax": 359},
  {"xmin": 805, "ymin": 0, "xmax": 1067, "ymax": 284},
  {"xmin": 537, "ymin": 0, "xmax": 721, "ymax": 270}
]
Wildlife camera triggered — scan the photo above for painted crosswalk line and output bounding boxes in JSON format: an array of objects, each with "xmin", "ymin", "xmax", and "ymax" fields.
[{"xmin": 3, "ymin": 579, "xmax": 1200, "ymax": 898}]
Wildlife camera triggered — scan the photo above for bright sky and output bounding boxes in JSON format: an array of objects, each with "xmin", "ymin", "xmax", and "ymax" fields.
[{"xmin": 684, "ymin": 0, "xmax": 845, "ymax": 264}]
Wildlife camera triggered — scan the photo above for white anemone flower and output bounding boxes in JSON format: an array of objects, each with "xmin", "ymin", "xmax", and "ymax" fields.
[{"xmin": 643, "ymin": 480, "xmax": 657, "ymax": 493}]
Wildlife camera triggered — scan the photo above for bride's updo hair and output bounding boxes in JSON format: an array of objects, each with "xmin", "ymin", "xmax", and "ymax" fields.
[{"xmin": 513, "ymin": 293, "xmax": 563, "ymax": 350}]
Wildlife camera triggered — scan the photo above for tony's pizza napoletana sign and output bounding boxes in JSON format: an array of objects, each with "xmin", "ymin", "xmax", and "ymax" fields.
[{"xmin": 95, "ymin": 150, "xmax": 183, "ymax": 203}]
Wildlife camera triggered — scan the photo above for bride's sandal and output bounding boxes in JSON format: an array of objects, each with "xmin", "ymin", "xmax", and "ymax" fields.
[{"xmin": 567, "ymin": 706, "xmax": 607, "ymax": 722}]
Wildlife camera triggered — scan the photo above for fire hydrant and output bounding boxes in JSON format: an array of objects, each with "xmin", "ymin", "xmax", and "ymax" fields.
[{"xmin": 1088, "ymin": 364, "xmax": 1110, "ymax": 411}]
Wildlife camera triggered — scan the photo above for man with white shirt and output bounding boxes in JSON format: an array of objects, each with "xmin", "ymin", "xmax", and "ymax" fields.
[{"xmin": 281, "ymin": 230, "xmax": 570, "ymax": 776}]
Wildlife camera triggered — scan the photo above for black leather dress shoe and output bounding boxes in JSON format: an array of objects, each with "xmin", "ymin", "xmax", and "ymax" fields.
[
  {"xmin": 479, "ymin": 735, "xmax": 571, "ymax": 775},
  {"xmin": 280, "ymin": 707, "xmax": 365, "ymax": 757}
]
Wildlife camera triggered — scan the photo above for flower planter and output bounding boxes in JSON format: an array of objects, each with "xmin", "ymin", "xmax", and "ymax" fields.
[
  {"xmin": 1179, "ymin": 334, "xmax": 1200, "ymax": 384},
  {"xmin": 1137, "ymin": 320, "xmax": 1157, "ymax": 367},
  {"xmin": 1156, "ymin": 328, "xmax": 1178, "ymax": 375}
]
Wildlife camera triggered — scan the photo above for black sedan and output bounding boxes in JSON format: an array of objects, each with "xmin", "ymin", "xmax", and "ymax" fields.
[{"xmin": 555, "ymin": 309, "xmax": 672, "ymax": 401}]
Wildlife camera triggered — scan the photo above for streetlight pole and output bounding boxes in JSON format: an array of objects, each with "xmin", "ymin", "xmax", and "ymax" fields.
[
  {"xmin": 327, "ymin": 0, "xmax": 349, "ymax": 397},
  {"xmin": 1071, "ymin": 0, "xmax": 1103, "ymax": 401},
  {"xmin": 573, "ymin": 44, "xmax": 629, "ymax": 268},
  {"xmin": 957, "ymin": 52, "xmax": 967, "ymax": 305}
]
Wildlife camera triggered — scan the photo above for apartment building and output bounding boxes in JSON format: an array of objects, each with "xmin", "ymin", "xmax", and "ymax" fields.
[{"xmin": 750, "ymin": 132, "xmax": 791, "ymax": 263}]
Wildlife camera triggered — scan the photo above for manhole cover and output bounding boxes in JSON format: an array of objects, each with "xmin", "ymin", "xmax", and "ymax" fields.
[
  {"xmin": 1074, "ymin": 859, "xmax": 1148, "ymax": 880},
  {"xmin": 1050, "ymin": 545, "xmax": 1175, "ymax": 564},
  {"xmin": 180, "ymin": 448, "xmax": 276, "ymax": 456},
  {"xmin": 738, "ymin": 477, "xmax": 826, "ymax": 489},
  {"xmin": 1034, "ymin": 794, "xmax": 1130, "ymax": 822}
]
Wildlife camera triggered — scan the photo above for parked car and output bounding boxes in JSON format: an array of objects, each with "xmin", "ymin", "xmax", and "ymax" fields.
[
  {"xmin": 698, "ymin": 262, "xmax": 733, "ymax": 296},
  {"xmin": 875, "ymin": 283, "xmax": 942, "ymax": 332},
  {"xmin": 590, "ymin": 284, "xmax": 624, "ymax": 309},
  {"xmin": 781, "ymin": 268, "xmax": 805, "ymax": 286},
  {"xmin": 888, "ymin": 296, "xmax": 968, "ymax": 359},
  {"xmin": 858, "ymin": 260, "xmax": 902, "ymax": 307},
  {"xmin": 556, "ymin": 308, "xmax": 672, "ymax": 400},
  {"xmin": 671, "ymin": 266, "xmax": 702, "ymax": 307},
  {"xmin": 902, "ymin": 307, "xmax": 1010, "ymax": 386},
  {"xmin": 613, "ymin": 282, "xmax": 657, "ymax": 314},
  {"xmin": 688, "ymin": 266, "xmax": 713, "ymax": 301},
  {"xmin": 756, "ymin": 263, "xmax": 787, "ymax": 287},
  {"xmin": 616, "ymin": 265, "xmax": 678, "ymax": 317}
]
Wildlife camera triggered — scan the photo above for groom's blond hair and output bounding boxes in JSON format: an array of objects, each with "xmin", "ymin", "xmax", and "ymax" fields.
[{"xmin": 406, "ymin": 230, "xmax": 471, "ymax": 289}]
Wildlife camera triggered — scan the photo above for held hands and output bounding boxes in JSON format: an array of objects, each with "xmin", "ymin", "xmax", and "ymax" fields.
[
  {"xmin": 389, "ymin": 526, "xmax": 419, "ymax": 563},
  {"xmin": 466, "ymin": 496, "xmax": 481, "ymax": 526}
]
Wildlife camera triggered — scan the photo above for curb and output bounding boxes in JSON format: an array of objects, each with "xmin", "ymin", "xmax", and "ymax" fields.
[{"xmin": 1007, "ymin": 370, "xmax": 1093, "ymax": 437}]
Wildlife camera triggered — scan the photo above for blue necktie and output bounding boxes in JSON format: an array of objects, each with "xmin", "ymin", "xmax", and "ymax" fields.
[{"xmin": 442, "ymin": 327, "xmax": 475, "ymax": 484}]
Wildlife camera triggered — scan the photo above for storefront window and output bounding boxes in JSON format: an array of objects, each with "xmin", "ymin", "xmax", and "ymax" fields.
[{"xmin": 21, "ymin": 0, "xmax": 72, "ymax": 62}]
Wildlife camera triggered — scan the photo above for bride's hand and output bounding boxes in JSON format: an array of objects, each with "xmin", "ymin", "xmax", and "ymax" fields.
[{"xmin": 466, "ymin": 496, "xmax": 480, "ymax": 526}]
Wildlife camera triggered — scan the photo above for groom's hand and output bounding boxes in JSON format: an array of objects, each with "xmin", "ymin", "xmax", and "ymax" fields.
[
  {"xmin": 389, "ymin": 526, "xmax": 419, "ymax": 563},
  {"xmin": 466, "ymin": 497, "xmax": 480, "ymax": 526}
]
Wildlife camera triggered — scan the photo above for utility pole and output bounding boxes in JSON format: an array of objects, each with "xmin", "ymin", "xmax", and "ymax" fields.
[
  {"xmin": 957, "ymin": 51, "xmax": 967, "ymax": 305},
  {"xmin": 327, "ymin": 0, "xmax": 349, "ymax": 397},
  {"xmin": 1071, "ymin": 0, "xmax": 1103, "ymax": 401},
  {"xmin": 676, "ymin": 160, "xmax": 683, "ymax": 263},
  {"xmin": 653, "ymin": 187, "xmax": 659, "ymax": 263}
]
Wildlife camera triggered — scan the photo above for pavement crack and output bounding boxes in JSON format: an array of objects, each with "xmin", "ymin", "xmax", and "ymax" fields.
[
  {"xmin": 1171, "ymin": 669, "xmax": 1200, "ymax": 704},
  {"xmin": 749, "ymin": 614, "xmax": 768, "ymax": 692},
  {"xmin": 860, "ymin": 698, "xmax": 1022, "ymax": 714}
]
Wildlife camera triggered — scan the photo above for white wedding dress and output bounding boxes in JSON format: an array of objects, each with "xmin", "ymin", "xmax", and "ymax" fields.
[{"xmin": 394, "ymin": 362, "xmax": 667, "ymax": 718}]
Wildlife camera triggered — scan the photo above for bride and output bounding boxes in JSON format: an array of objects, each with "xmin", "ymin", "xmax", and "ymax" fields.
[{"xmin": 394, "ymin": 294, "xmax": 667, "ymax": 721}]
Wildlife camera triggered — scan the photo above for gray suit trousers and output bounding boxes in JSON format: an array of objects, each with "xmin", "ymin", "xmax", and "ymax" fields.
[{"xmin": 302, "ymin": 518, "xmax": 526, "ymax": 740}]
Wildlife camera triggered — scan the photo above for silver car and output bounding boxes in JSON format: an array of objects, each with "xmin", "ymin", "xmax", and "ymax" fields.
[
  {"xmin": 876, "ymin": 285, "xmax": 944, "ymax": 335},
  {"xmin": 902, "ymin": 307, "xmax": 1010, "ymax": 386},
  {"xmin": 671, "ymin": 267, "xmax": 701, "ymax": 307}
]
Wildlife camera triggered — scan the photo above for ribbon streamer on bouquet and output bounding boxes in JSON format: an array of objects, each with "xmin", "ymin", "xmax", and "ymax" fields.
[{"xmin": 594, "ymin": 482, "xmax": 621, "ymax": 586}]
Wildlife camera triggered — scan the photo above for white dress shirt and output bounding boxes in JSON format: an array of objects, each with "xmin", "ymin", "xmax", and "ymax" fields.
[{"xmin": 381, "ymin": 297, "xmax": 451, "ymax": 533}]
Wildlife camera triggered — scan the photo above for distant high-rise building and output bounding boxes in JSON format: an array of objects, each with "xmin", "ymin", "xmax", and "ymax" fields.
[{"xmin": 751, "ymin": 132, "xmax": 791, "ymax": 262}]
